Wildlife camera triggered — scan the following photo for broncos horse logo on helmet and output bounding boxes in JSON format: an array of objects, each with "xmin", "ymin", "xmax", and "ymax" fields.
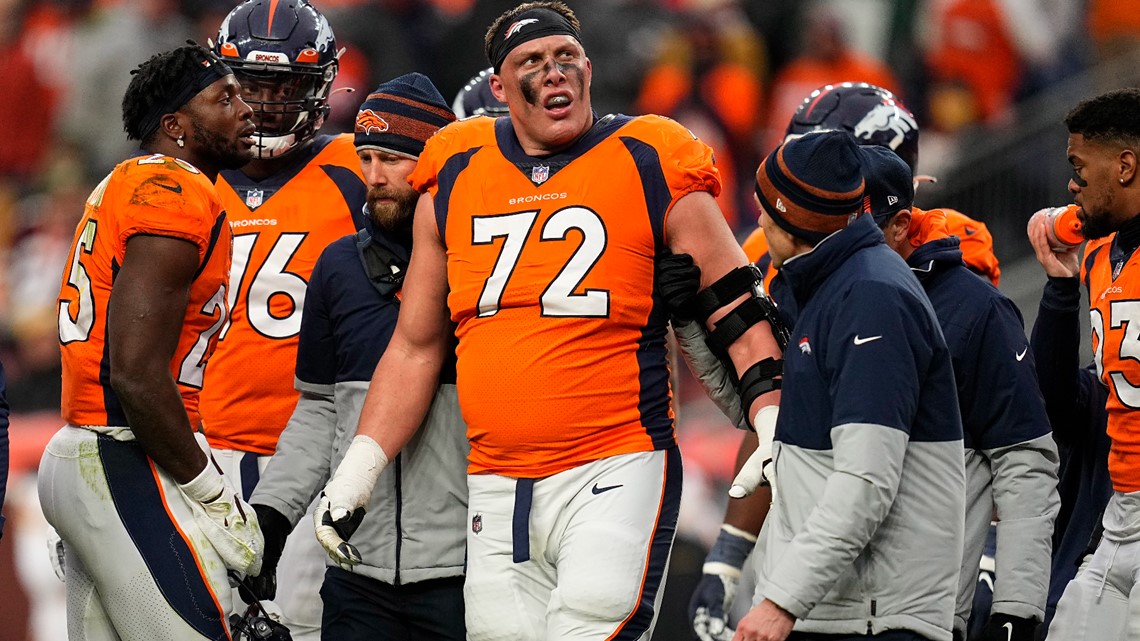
[
  {"xmin": 785, "ymin": 82, "xmax": 920, "ymax": 173},
  {"xmin": 214, "ymin": 0, "xmax": 340, "ymax": 159}
]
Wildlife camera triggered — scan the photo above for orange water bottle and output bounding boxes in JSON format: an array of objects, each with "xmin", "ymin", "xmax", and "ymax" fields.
[{"xmin": 1041, "ymin": 205, "xmax": 1083, "ymax": 250}]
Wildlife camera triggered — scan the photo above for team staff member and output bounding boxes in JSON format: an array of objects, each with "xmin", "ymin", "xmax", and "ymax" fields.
[
  {"xmin": 250, "ymin": 73, "xmax": 467, "ymax": 641},
  {"xmin": 39, "ymin": 44, "xmax": 262, "ymax": 640},
  {"xmin": 204, "ymin": 1, "xmax": 364, "ymax": 636},
  {"xmin": 861, "ymin": 146, "xmax": 1059, "ymax": 641},
  {"xmin": 735, "ymin": 131, "xmax": 965, "ymax": 641},
  {"xmin": 690, "ymin": 83, "xmax": 1000, "ymax": 641},
  {"xmin": 1043, "ymin": 87, "xmax": 1140, "ymax": 641},
  {"xmin": 316, "ymin": 2, "xmax": 788, "ymax": 640}
]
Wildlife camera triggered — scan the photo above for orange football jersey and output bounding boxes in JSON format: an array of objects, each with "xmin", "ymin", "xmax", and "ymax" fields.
[
  {"xmin": 1084, "ymin": 235, "xmax": 1140, "ymax": 492},
  {"xmin": 200, "ymin": 134, "xmax": 364, "ymax": 454},
  {"xmin": 740, "ymin": 227, "xmax": 777, "ymax": 292},
  {"xmin": 410, "ymin": 114, "xmax": 721, "ymax": 478},
  {"xmin": 58, "ymin": 154, "xmax": 233, "ymax": 431}
]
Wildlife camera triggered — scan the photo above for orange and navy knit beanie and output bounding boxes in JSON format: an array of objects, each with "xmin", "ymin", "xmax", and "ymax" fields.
[
  {"xmin": 755, "ymin": 130, "xmax": 865, "ymax": 245},
  {"xmin": 354, "ymin": 72, "xmax": 455, "ymax": 159}
]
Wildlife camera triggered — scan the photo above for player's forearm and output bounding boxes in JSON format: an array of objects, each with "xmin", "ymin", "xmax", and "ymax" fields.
[
  {"xmin": 724, "ymin": 431, "xmax": 770, "ymax": 535},
  {"xmin": 112, "ymin": 370, "xmax": 207, "ymax": 484},
  {"xmin": 355, "ymin": 335, "xmax": 448, "ymax": 456}
]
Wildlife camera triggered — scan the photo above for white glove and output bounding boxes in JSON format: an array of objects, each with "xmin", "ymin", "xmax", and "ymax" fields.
[
  {"xmin": 314, "ymin": 435, "xmax": 389, "ymax": 568},
  {"xmin": 180, "ymin": 460, "xmax": 264, "ymax": 576},
  {"xmin": 729, "ymin": 405, "xmax": 778, "ymax": 498},
  {"xmin": 47, "ymin": 525, "xmax": 66, "ymax": 581}
]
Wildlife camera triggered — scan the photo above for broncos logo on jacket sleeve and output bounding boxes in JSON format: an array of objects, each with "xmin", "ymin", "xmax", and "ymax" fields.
[{"xmin": 355, "ymin": 110, "xmax": 389, "ymax": 134}]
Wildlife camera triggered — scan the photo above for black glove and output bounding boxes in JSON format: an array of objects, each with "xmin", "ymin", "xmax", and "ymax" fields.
[
  {"xmin": 655, "ymin": 251, "xmax": 702, "ymax": 321},
  {"xmin": 978, "ymin": 613, "xmax": 1038, "ymax": 641},
  {"xmin": 239, "ymin": 504, "xmax": 292, "ymax": 604}
]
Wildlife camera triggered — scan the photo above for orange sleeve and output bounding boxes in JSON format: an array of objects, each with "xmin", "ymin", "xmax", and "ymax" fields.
[
  {"xmin": 115, "ymin": 159, "xmax": 217, "ymax": 260},
  {"xmin": 643, "ymin": 115, "xmax": 722, "ymax": 201},
  {"xmin": 741, "ymin": 227, "xmax": 769, "ymax": 263}
]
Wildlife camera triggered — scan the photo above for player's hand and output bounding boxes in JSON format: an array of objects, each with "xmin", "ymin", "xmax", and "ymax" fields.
[
  {"xmin": 655, "ymin": 250, "xmax": 701, "ymax": 321},
  {"xmin": 730, "ymin": 406, "xmax": 778, "ymax": 498},
  {"xmin": 1027, "ymin": 208, "xmax": 1080, "ymax": 278},
  {"xmin": 47, "ymin": 525, "xmax": 66, "ymax": 581},
  {"xmin": 179, "ymin": 459, "xmax": 264, "ymax": 576},
  {"xmin": 314, "ymin": 493, "xmax": 366, "ymax": 568},
  {"xmin": 732, "ymin": 599, "xmax": 795, "ymax": 641},
  {"xmin": 979, "ymin": 613, "xmax": 1038, "ymax": 641},
  {"xmin": 240, "ymin": 504, "xmax": 291, "ymax": 603},
  {"xmin": 313, "ymin": 435, "xmax": 388, "ymax": 567},
  {"xmin": 690, "ymin": 525, "xmax": 758, "ymax": 641}
]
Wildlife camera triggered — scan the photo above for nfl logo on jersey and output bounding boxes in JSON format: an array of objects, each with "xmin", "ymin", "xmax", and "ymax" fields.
[
  {"xmin": 472, "ymin": 513, "xmax": 483, "ymax": 534},
  {"xmin": 531, "ymin": 165, "xmax": 549, "ymax": 184},
  {"xmin": 245, "ymin": 189, "xmax": 264, "ymax": 209}
]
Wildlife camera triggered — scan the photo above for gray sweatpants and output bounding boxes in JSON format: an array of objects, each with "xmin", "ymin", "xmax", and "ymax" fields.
[{"xmin": 1046, "ymin": 491, "xmax": 1140, "ymax": 641}]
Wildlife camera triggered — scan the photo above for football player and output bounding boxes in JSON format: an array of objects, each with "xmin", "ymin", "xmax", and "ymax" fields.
[
  {"xmin": 203, "ymin": 1, "xmax": 365, "ymax": 638},
  {"xmin": 314, "ymin": 3, "xmax": 788, "ymax": 640},
  {"xmin": 1038, "ymin": 88, "xmax": 1140, "ymax": 641},
  {"xmin": 40, "ymin": 44, "xmax": 262, "ymax": 640}
]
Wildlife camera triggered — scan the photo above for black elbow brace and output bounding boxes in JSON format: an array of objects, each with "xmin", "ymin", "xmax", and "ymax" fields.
[
  {"xmin": 738, "ymin": 357, "xmax": 783, "ymax": 416},
  {"xmin": 693, "ymin": 265, "xmax": 791, "ymax": 354}
]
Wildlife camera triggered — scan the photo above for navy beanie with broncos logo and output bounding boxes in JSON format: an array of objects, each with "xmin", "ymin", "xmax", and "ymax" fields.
[{"xmin": 354, "ymin": 72, "xmax": 455, "ymax": 159}]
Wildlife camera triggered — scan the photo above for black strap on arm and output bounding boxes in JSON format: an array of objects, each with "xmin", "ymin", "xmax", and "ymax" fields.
[
  {"xmin": 738, "ymin": 358, "xmax": 783, "ymax": 417},
  {"xmin": 707, "ymin": 293, "xmax": 791, "ymax": 355},
  {"xmin": 691, "ymin": 265, "xmax": 761, "ymax": 323}
]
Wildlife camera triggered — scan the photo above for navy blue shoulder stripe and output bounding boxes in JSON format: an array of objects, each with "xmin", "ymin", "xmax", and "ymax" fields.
[
  {"xmin": 435, "ymin": 147, "xmax": 482, "ymax": 246},
  {"xmin": 193, "ymin": 212, "xmax": 228, "ymax": 280},
  {"xmin": 320, "ymin": 164, "xmax": 367, "ymax": 231},
  {"xmin": 102, "ymin": 258, "xmax": 127, "ymax": 426},
  {"xmin": 618, "ymin": 137, "xmax": 669, "ymax": 247},
  {"xmin": 1084, "ymin": 244, "xmax": 1103, "ymax": 292}
]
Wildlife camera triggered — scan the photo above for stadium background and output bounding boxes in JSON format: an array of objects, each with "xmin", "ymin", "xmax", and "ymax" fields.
[{"xmin": 0, "ymin": 0, "xmax": 1133, "ymax": 637}]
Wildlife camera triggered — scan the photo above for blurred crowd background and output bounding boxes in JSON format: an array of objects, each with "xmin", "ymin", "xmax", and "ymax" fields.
[{"xmin": 0, "ymin": 0, "xmax": 1137, "ymax": 638}]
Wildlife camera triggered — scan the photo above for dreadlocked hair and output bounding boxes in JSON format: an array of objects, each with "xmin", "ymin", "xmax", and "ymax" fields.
[
  {"xmin": 483, "ymin": 1, "xmax": 579, "ymax": 64},
  {"xmin": 121, "ymin": 43, "xmax": 215, "ymax": 144}
]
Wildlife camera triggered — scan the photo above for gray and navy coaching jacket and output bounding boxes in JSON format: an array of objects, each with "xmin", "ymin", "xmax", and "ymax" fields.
[
  {"xmin": 908, "ymin": 237, "xmax": 1060, "ymax": 631},
  {"xmin": 759, "ymin": 215, "xmax": 966, "ymax": 641},
  {"xmin": 251, "ymin": 222, "xmax": 469, "ymax": 585}
]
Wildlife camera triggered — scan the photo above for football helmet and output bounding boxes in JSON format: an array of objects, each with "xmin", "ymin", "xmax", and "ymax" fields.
[
  {"xmin": 452, "ymin": 68, "xmax": 509, "ymax": 119},
  {"xmin": 215, "ymin": 0, "xmax": 339, "ymax": 159},
  {"xmin": 785, "ymin": 82, "xmax": 919, "ymax": 173}
]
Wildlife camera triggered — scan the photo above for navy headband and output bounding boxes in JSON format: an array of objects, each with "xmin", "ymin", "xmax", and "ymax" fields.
[
  {"xmin": 138, "ymin": 52, "xmax": 233, "ymax": 142},
  {"xmin": 488, "ymin": 7, "xmax": 581, "ymax": 73}
]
